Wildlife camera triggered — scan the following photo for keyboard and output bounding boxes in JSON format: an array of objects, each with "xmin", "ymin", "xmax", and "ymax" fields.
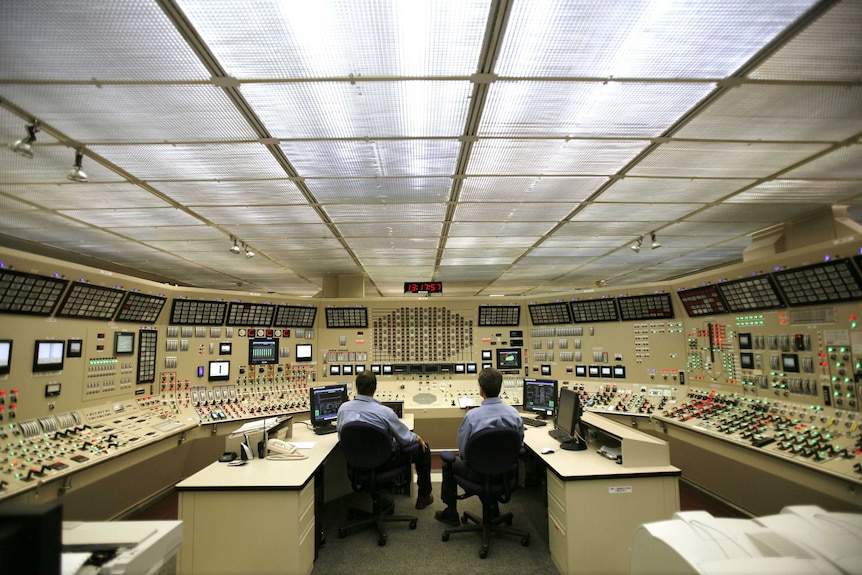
[
  {"xmin": 548, "ymin": 428, "xmax": 571, "ymax": 442},
  {"xmin": 522, "ymin": 417, "xmax": 547, "ymax": 427},
  {"xmin": 313, "ymin": 425, "xmax": 338, "ymax": 435}
]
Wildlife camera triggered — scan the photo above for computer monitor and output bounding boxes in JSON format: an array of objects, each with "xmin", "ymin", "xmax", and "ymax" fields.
[
  {"xmin": 309, "ymin": 384, "xmax": 348, "ymax": 434},
  {"xmin": 495, "ymin": 347, "xmax": 522, "ymax": 370},
  {"xmin": 0, "ymin": 501, "xmax": 62, "ymax": 575},
  {"xmin": 522, "ymin": 378, "xmax": 557, "ymax": 419},
  {"xmin": 249, "ymin": 337, "xmax": 278, "ymax": 365},
  {"xmin": 554, "ymin": 388, "xmax": 586, "ymax": 451}
]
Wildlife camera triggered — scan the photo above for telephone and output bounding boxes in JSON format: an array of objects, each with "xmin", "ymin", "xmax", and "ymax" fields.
[{"xmin": 266, "ymin": 439, "xmax": 307, "ymax": 460}]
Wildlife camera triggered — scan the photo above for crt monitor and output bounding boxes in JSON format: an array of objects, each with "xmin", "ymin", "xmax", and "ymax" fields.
[
  {"xmin": 310, "ymin": 384, "xmax": 348, "ymax": 432},
  {"xmin": 495, "ymin": 348, "xmax": 522, "ymax": 370},
  {"xmin": 554, "ymin": 388, "xmax": 586, "ymax": 451},
  {"xmin": 522, "ymin": 378, "xmax": 557, "ymax": 419}
]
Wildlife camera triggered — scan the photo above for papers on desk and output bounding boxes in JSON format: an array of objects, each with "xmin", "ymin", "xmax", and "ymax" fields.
[
  {"xmin": 458, "ymin": 397, "xmax": 476, "ymax": 408},
  {"xmin": 290, "ymin": 442, "xmax": 316, "ymax": 450},
  {"xmin": 229, "ymin": 416, "xmax": 282, "ymax": 436}
]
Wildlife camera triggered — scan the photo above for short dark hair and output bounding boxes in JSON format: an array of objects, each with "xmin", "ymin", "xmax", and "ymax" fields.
[
  {"xmin": 478, "ymin": 367, "xmax": 503, "ymax": 398},
  {"xmin": 355, "ymin": 371, "xmax": 377, "ymax": 396}
]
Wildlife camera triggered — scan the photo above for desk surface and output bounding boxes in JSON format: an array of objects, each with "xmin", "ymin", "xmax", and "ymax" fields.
[
  {"xmin": 522, "ymin": 417, "xmax": 680, "ymax": 480},
  {"xmin": 176, "ymin": 414, "xmax": 414, "ymax": 491}
]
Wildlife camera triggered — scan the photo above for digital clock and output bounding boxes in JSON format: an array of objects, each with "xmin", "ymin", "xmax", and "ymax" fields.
[{"xmin": 403, "ymin": 281, "xmax": 443, "ymax": 294}]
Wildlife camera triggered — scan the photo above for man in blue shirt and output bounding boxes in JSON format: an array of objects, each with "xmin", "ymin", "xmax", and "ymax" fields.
[
  {"xmin": 435, "ymin": 367, "xmax": 524, "ymax": 525},
  {"xmin": 337, "ymin": 371, "xmax": 434, "ymax": 509}
]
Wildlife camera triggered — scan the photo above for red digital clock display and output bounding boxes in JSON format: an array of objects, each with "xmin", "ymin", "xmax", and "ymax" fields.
[{"xmin": 403, "ymin": 282, "xmax": 443, "ymax": 294}]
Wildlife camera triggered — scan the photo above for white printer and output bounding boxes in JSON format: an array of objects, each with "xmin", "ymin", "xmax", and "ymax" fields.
[{"xmin": 630, "ymin": 505, "xmax": 862, "ymax": 575}]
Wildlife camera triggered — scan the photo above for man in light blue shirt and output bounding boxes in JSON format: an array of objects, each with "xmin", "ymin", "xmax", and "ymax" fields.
[
  {"xmin": 337, "ymin": 371, "xmax": 434, "ymax": 509},
  {"xmin": 435, "ymin": 367, "xmax": 524, "ymax": 525}
]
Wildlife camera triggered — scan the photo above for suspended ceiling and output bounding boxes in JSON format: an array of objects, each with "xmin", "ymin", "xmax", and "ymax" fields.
[{"xmin": 1, "ymin": 0, "xmax": 861, "ymax": 298}]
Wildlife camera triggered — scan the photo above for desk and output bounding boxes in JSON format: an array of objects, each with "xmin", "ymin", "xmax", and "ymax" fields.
[
  {"xmin": 523, "ymin": 412, "xmax": 681, "ymax": 575},
  {"xmin": 175, "ymin": 415, "xmax": 414, "ymax": 575}
]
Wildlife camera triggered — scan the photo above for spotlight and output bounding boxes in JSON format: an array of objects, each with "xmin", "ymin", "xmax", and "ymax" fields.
[
  {"xmin": 244, "ymin": 246, "xmax": 255, "ymax": 259},
  {"xmin": 630, "ymin": 237, "xmax": 643, "ymax": 253},
  {"xmin": 229, "ymin": 238, "xmax": 241, "ymax": 254},
  {"xmin": 9, "ymin": 123, "xmax": 39, "ymax": 158},
  {"xmin": 66, "ymin": 150, "xmax": 88, "ymax": 182},
  {"xmin": 651, "ymin": 233, "xmax": 661, "ymax": 250}
]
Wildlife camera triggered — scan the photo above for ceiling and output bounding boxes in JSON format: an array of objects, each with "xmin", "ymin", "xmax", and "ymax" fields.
[{"xmin": 1, "ymin": 0, "xmax": 861, "ymax": 298}]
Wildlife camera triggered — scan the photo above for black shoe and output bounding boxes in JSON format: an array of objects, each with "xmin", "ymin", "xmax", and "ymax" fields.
[
  {"xmin": 415, "ymin": 493, "xmax": 434, "ymax": 509},
  {"xmin": 435, "ymin": 508, "xmax": 460, "ymax": 527}
]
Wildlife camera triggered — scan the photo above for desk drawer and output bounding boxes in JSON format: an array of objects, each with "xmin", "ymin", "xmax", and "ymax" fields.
[
  {"xmin": 547, "ymin": 471, "xmax": 566, "ymax": 512},
  {"xmin": 548, "ymin": 508, "xmax": 568, "ymax": 574}
]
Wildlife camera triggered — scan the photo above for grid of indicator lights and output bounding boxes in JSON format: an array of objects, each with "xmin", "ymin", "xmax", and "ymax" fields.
[
  {"xmin": 528, "ymin": 302, "xmax": 572, "ymax": 325},
  {"xmin": 677, "ymin": 285, "xmax": 728, "ymax": 317},
  {"xmin": 478, "ymin": 306, "xmax": 521, "ymax": 326},
  {"xmin": 169, "ymin": 300, "xmax": 228, "ymax": 325},
  {"xmin": 569, "ymin": 298, "xmax": 619, "ymax": 322},
  {"xmin": 325, "ymin": 307, "xmax": 368, "ymax": 328},
  {"xmin": 274, "ymin": 305, "xmax": 317, "ymax": 328},
  {"xmin": 371, "ymin": 306, "xmax": 474, "ymax": 363},
  {"xmin": 56, "ymin": 284, "xmax": 125, "ymax": 319},
  {"xmin": 617, "ymin": 294, "xmax": 675, "ymax": 320},
  {"xmin": 717, "ymin": 276, "xmax": 783, "ymax": 312},
  {"xmin": 115, "ymin": 292, "xmax": 166, "ymax": 323},
  {"xmin": 773, "ymin": 260, "xmax": 862, "ymax": 306},
  {"xmin": 136, "ymin": 329, "xmax": 158, "ymax": 384},
  {"xmin": 227, "ymin": 302, "xmax": 275, "ymax": 326},
  {"xmin": 0, "ymin": 270, "xmax": 68, "ymax": 315}
]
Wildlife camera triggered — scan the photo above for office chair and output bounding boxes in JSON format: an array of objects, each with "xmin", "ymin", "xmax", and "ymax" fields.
[
  {"xmin": 440, "ymin": 427, "xmax": 530, "ymax": 558},
  {"xmin": 337, "ymin": 422, "xmax": 418, "ymax": 546}
]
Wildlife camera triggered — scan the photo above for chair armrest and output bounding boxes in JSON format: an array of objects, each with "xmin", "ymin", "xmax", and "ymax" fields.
[
  {"xmin": 440, "ymin": 450, "xmax": 456, "ymax": 464},
  {"xmin": 400, "ymin": 441, "xmax": 421, "ymax": 455}
]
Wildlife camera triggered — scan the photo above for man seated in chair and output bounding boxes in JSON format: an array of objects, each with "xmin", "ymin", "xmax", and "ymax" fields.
[
  {"xmin": 337, "ymin": 370, "xmax": 435, "ymax": 510},
  {"xmin": 435, "ymin": 367, "xmax": 525, "ymax": 526}
]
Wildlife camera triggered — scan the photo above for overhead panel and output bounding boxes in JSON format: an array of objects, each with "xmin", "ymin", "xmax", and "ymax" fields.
[
  {"xmin": 158, "ymin": 180, "xmax": 309, "ymax": 206},
  {"xmin": 459, "ymin": 176, "xmax": 605, "ymax": 203},
  {"xmin": 598, "ymin": 177, "xmax": 755, "ymax": 204},
  {"xmin": 280, "ymin": 140, "xmax": 459, "ymax": 177},
  {"xmin": 467, "ymin": 139, "xmax": 648, "ymax": 175},
  {"xmin": 307, "ymin": 177, "xmax": 451, "ymax": 204}
]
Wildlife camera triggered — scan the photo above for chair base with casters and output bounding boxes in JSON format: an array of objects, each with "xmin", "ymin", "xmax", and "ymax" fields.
[
  {"xmin": 441, "ymin": 493, "xmax": 530, "ymax": 558},
  {"xmin": 338, "ymin": 492, "xmax": 418, "ymax": 546}
]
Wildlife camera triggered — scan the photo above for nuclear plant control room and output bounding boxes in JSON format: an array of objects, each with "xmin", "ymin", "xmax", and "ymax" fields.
[{"xmin": 1, "ymin": 1, "xmax": 862, "ymax": 574}]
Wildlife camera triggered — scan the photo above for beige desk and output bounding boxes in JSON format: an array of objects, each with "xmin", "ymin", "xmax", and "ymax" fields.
[
  {"xmin": 523, "ymin": 412, "xmax": 681, "ymax": 575},
  {"xmin": 175, "ymin": 415, "xmax": 414, "ymax": 575}
]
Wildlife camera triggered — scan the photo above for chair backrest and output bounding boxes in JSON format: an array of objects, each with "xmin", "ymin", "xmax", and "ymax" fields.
[
  {"xmin": 462, "ymin": 426, "xmax": 522, "ymax": 477},
  {"xmin": 339, "ymin": 422, "xmax": 393, "ymax": 470}
]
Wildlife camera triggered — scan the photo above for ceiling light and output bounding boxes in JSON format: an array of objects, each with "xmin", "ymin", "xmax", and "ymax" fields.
[
  {"xmin": 9, "ymin": 123, "xmax": 39, "ymax": 158},
  {"xmin": 631, "ymin": 237, "xmax": 643, "ymax": 253},
  {"xmin": 244, "ymin": 244, "xmax": 255, "ymax": 259},
  {"xmin": 66, "ymin": 150, "xmax": 88, "ymax": 182},
  {"xmin": 651, "ymin": 233, "xmax": 662, "ymax": 250},
  {"xmin": 229, "ymin": 238, "xmax": 241, "ymax": 254}
]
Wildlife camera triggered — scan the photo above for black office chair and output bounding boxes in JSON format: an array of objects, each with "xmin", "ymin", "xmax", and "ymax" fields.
[
  {"xmin": 337, "ymin": 422, "xmax": 418, "ymax": 546},
  {"xmin": 440, "ymin": 427, "xmax": 530, "ymax": 558}
]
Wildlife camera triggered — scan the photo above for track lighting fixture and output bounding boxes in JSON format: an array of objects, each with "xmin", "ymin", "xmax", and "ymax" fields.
[
  {"xmin": 650, "ymin": 233, "xmax": 662, "ymax": 250},
  {"xmin": 66, "ymin": 149, "xmax": 88, "ymax": 182},
  {"xmin": 244, "ymin": 245, "xmax": 255, "ymax": 259},
  {"xmin": 630, "ymin": 237, "xmax": 643, "ymax": 253},
  {"xmin": 9, "ymin": 123, "xmax": 39, "ymax": 158},
  {"xmin": 229, "ymin": 238, "xmax": 241, "ymax": 254}
]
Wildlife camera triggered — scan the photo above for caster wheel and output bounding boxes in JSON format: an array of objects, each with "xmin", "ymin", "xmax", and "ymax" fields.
[
  {"xmin": 460, "ymin": 513, "xmax": 469, "ymax": 525},
  {"xmin": 521, "ymin": 536, "xmax": 530, "ymax": 546},
  {"xmin": 409, "ymin": 520, "xmax": 417, "ymax": 530},
  {"xmin": 442, "ymin": 533, "xmax": 450, "ymax": 542},
  {"xmin": 479, "ymin": 548, "xmax": 488, "ymax": 559},
  {"xmin": 378, "ymin": 536, "xmax": 387, "ymax": 546}
]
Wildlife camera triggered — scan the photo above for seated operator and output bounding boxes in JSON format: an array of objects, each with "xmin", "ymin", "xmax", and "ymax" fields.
[
  {"xmin": 435, "ymin": 367, "xmax": 524, "ymax": 526},
  {"xmin": 337, "ymin": 370, "xmax": 435, "ymax": 510}
]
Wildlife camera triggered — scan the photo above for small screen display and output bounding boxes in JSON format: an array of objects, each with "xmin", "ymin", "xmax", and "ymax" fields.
[
  {"xmin": 249, "ymin": 338, "xmax": 279, "ymax": 365},
  {"xmin": 782, "ymin": 353, "xmax": 800, "ymax": 373},
  {"xmin": 295, "ymin": 343, "xmax": 312, "ymax": 362},
  {"xmin": 33, "ymin": 340, "xmax": 65, "ymax": 373},
  {"xmin": 495, "ymin": 348, "xmax": 522, "ymax": 370},
  {"xmin": 209, "ymin": 360, "xmax": 231, "ymax": 381},
  {"xmin": 115, "ymin": 332, "xmax": 135, "ymax": 355},
  {"xmin": 0, "ymin": 340, "xmax": 11, "ymax": 375},
  {"xmin": 740, "ymin": 352, "xmax": 755, "ymax": 370}
]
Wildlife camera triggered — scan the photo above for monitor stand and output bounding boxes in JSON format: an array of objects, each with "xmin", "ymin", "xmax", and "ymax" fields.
[
  {"xmin": 559, "ymin": 437, "xmax": 587, "ymax": 451},
  {"xmin": 313, "ymin": 423, "xmax": 337, "ymax": 435}
]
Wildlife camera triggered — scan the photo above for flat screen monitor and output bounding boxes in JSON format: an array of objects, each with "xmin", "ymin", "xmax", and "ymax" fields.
[
  {"xmin": 553, "ymin": 388, "xmax": 586, "ymax": 451},
  {"xmin": 522, "ymin": 378, "xmax": 557, "ymax": 419},
  {"xmin": 208, "ymin": 360, "xmax": 230, "ymax": 382},
  {"xmin": 114, "ymin": 332, "xmax": 135, "ymax": 355},
  {"xmin": 249, "ymin": 338, "xmax": 278, "ymax": 365},
  {"xmin": 310, "ymin": 384, "xmax": 348, "ymax": 432},
  {"xmin": 495, "ymin": 348, "xmax": 522, "ymax": 370},
  {"xmin": 0, "ymin": 340, "xmax": 11, "ymax": 376},
  {"xmin": 466, "ymin": 363, "xmax": 477, "ymax": 374},
  {"xmin": 0, "ymin": 501, "xmax": 62, "ymax": 575},
  {"xmin": 295, "ymin": 343, "xmax": 312, "ymax": 362},
  {"xmin": 32, "ymin": 340, "xmax": 65, "ymax": 373}
]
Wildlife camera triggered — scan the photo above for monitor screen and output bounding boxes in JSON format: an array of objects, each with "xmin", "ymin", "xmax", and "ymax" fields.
[
  {"xmin": 310, "ymin": 384, "xmax": 348, "ymax": 428},
  {"xmin": 0, "ymin": 340, "xmax": 11, "ymax": 376},
  {"xmin": 466, "ymin": 363, "xmax": 477, "ymax": 374},
  {"xmin": 32, "ymin": 340, "xmax": 65, "ymax": 373},
  {"xmin": 554, "ymin": 388, "xmax": 585, "ymax": 450},
  {"xmin": 114, "ymin": 332, "xmax": 135, "ymax": 355},
  {"xmin": 208, "ymin": 360, "xmax": 231, "ymax": 382},
  {"xmin": 522, "ymin": 378, "xmax": 557, "ymax": 419},
  {"xmin": 495, "ymin": 348, "xmax": 522, "ymax": 370},
  {"xmin": 295, "ymin": 343, "xmax": 312, "ymax": 362},
  {"xmin": 249, "ymin": 338, "xmax": 278, "ymax": 365}
]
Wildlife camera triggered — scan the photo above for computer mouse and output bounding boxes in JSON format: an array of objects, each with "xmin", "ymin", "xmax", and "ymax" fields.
[{"xmin": 541, "ymin": 447, "xmax": 554, "ymax": 454}]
